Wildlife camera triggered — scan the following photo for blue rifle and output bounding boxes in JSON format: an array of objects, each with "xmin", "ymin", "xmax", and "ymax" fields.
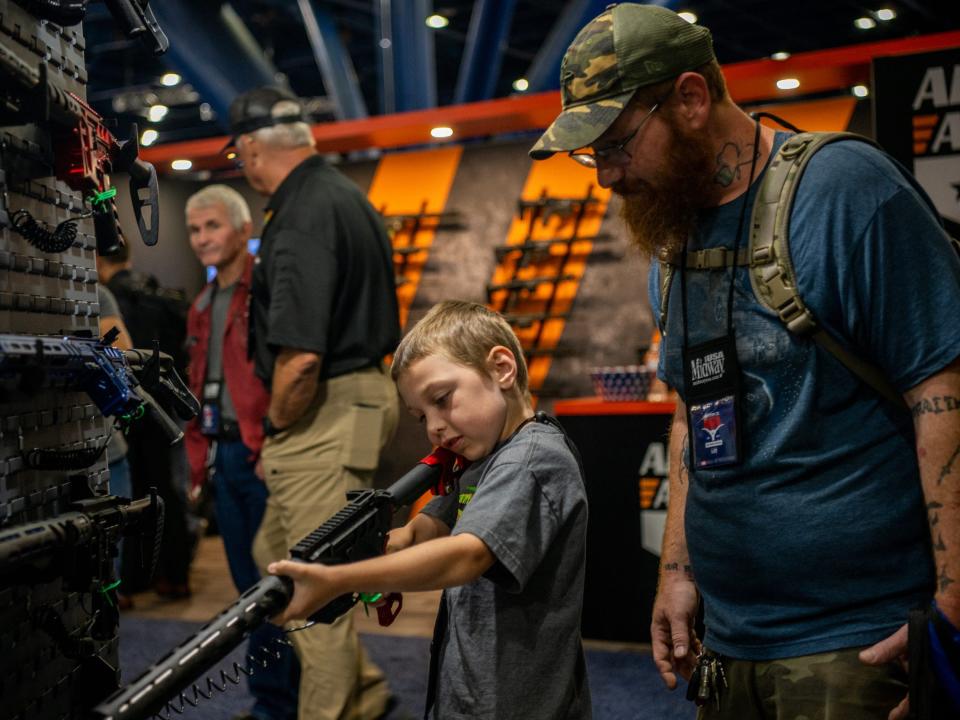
[{"xmin": 0, "ymin": 330, "xmax": 199, "ymax": 448}]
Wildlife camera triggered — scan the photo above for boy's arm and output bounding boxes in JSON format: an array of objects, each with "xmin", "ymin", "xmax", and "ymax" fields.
[
  {"xmin": 269, "ymin": 532, "xmax": 493, "ymax": 623},
  {"xmin": 385, "ymin": 512, "xmax": 451, "ymax": 553},
  {"xmin": 650, "ymin": 398, "xmax": 700, "ymax": 690}
]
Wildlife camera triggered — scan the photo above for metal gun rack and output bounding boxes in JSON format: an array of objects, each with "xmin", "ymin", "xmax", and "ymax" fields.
[{"xmin": 486, "ymin": 187, "xmax": 607, "ymax": 390}]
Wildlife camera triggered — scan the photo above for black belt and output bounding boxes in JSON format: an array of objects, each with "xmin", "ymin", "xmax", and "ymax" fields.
[{"xmin": 218, "ymin": 419, "xmax": 242, "ymax": 442}]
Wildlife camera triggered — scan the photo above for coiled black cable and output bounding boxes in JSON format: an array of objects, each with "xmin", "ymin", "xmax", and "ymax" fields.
[
  {"xmin": 156, "ymin": 637, "xmax": 294, "ymax": 718},
  {"xmin": 23, "ymin": 441, "xmax": 107, "ymax": 471},
  {"xmin": 10, "ymin": 208, "xmax": 82, "ymax": 253}
]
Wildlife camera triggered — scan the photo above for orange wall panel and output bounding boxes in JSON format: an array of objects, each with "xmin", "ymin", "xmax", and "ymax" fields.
[{"xmin": 367, "ymin": 146, "xmax": 463, "ymax": 330}]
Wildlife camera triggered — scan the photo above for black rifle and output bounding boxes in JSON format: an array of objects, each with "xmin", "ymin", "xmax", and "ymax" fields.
[
  {"xmin": 90, "ymin": 448, "xmax": 466, "ymax": 720},
  {"xmin": 0, "ymin": 332, "xmax": 199, "ymax": 446},
  {"xmin": 0, "ymin": 489, "xmax": 165, "ymax": 710},
  {"xmin": 0, "ymin": 52, "xmax": 161, "ymax": 254}
]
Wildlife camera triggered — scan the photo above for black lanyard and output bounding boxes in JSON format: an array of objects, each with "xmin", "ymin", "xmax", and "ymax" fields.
[
  {"xmin": 677, "ymin": 120, "xmax": 761, "ymax": 471},
  {"xmin": 680, "ymin": 118, "xmax": 762, "ymax": 348}
]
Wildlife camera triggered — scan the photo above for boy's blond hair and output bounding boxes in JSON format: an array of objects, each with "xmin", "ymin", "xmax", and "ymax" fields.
[{"xmin": 392, "ymin": 301, "xmax": 529, "ymax": 395}]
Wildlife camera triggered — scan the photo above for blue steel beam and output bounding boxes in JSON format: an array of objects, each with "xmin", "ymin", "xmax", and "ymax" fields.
[
  {"xmin": 296, "ymin": 0, "xmax": 369, "ymax": 120},
  {"xmin": 378, "ymin": 0, "xmax": 437, "ymax": 113},
  {"xmin": 454, "ymin": 0, "xmax": 519, "ymax": 104},
  {"xmin": 150, "ymin": 1, "xmax": 283, "ymax": 130},
  {"xmin": 526, "ymin": 0, "xmax": 678, "ymax": 92}
]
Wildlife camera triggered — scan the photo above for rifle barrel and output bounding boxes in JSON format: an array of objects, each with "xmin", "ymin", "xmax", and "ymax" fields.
[{"xmin": 91, "ymin": 575, "xmax": 292, "ymax": 720}]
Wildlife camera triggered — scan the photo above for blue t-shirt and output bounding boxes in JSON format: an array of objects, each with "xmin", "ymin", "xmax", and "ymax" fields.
[{"xmin": 649, "ymin": 132, "xmax": 960, "ymax": 660}]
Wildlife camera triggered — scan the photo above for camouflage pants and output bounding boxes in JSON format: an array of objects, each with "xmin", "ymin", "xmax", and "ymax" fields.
[{"xmin": 697, "ymin": 646, "xmax": 907, "ymax": 720}]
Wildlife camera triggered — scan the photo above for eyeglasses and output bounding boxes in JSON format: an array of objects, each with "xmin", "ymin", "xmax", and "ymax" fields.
[{"xmin": 568, "ymin": 99, "xmax": 663, "ymax": 169}]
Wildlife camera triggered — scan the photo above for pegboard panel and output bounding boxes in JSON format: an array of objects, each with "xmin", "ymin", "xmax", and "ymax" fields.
[{"xmin": 1, "ymin": 5, "xmax": 124, "ymax": 719}]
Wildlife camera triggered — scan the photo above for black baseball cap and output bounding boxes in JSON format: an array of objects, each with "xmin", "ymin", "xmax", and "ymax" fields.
[{"xmin": 223, "ymin": 86, "xmax": 307, "ymax": 149}]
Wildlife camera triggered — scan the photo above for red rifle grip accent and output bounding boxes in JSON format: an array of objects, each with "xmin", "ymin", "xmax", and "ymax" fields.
[
  {"xmin": 376, "ymin": 592, "xmax": 403, "ymax": 626},
  {"xmin": 418, "ymin": 446, "xmax": 470, "ymax": 496}
]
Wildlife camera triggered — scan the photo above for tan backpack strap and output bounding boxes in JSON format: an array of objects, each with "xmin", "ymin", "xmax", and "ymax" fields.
[
  {"xmin": 658, "ymin": 258, "xmax": 674, "ymax": 334},
  {"xmin": 749, "ymin": 131, "xmax": 906, "ymax": 409},
  {"xmin": 659, "ymin": 247, "xmax": 751, "ymax": 270},
  {"xmin": 657, "ymin": 247, "xmax": 750, "ymax": 334}
]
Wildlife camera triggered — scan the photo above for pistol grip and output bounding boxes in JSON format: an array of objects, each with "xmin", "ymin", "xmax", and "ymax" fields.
[{"xmin": 376, "ymin": 593, "xmax": 403, "ymax": 627}]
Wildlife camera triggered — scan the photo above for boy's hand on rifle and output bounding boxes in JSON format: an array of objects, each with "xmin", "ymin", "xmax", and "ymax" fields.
[
  {"xmin": 385, "ymin": 526, "xmax": 416, "ymax": 553},
  {"xmin": 268, "ymin": 560, "xmax": 338, "ymax": 624}
]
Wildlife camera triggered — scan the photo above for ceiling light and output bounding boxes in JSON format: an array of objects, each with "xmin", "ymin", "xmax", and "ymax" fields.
[
  {"xmin": 776, "ymin": 78, "xmax": 800, "ymax": 91},
  {"xmin": 770, "ymin": 51, "xmax": 791, "ymax": 61},
  {"xmin": 140, "ymin": 128, "xmax": 159, "ymax": 146},
  {"xmin": 512, "ymin": 78, "xmax": 529, "ymax": 92},
  {"xmin": 430, "ymin": 126, "xmax": 453, "ymax": 139},
  {"xmin": 875, "ymin": 8, "xmax": 896, "ymax": 21},
  {"xmin": 160, "ymin": 72, "xmax": 181, "ymax": 87},
  {"xmin": 171, "ymin": 159, "xmax": 193, "ymax": 171},
  {"xmin": 148, "ymin": 104, "xmax": 169, "ymax": 122},
  {"xmin": 425, "ymin": 14, "xmax": 449, "ymax": 29},
  {"xmin": 677, "ymin": 11, "xmax": 697, "ymax": 24},
  {"xmin": 852, "ymin": 85, "xmax": 870, "ymax": 98},
  {"xmin": 854, "ymin": 16, "xmax": 877, "ymax": 30}
]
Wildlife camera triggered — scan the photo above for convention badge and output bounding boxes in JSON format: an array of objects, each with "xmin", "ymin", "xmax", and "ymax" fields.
[
  {"xmin": 683, "ymin": 334, "xmax": 742, "ymax": 469},
  {"xmin": 200, "ymin": 381, "xmax": 222, "ymax": 436}
]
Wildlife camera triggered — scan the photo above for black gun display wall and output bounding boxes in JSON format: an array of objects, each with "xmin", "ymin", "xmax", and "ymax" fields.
[{"xmin": 0, "ymin": 2, "xmax": 179, "ymax": 718}]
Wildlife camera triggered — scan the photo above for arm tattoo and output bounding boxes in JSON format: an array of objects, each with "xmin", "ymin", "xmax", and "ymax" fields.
[
  {"xmin": 713, "ymin": 141, "xmax": 759, "ymax": 187},
  {"xmin": 663, "ymin": 562, "xmax": 695, "ymax": 580},
  {"xmin": 679, "ymin": 433, "xmax": 689, "ymax": 485},
  {"xmin": 937, "ymin": 443, "xmax": 960, "ymax": 486},
  {"xmin": 911, "ymin": 394, "xmax": 960, "ymax": 419},
  {"xmin": 938, "ymin": 565, "xmax": 955, "ymax": 594},
  {"xmin": 927, "ymin": 502, "xmax": 951, "ymax": 586}
]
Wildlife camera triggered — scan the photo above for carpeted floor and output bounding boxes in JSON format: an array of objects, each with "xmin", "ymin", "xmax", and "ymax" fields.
[{"xmin": 118, "ymin": 616, "xmax": 695, "ymax": 719}]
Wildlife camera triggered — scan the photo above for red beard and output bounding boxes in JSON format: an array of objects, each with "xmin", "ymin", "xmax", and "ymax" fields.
[{"xmin": 617, "ymin": 118, "xmax": 715, "ymax": 258}]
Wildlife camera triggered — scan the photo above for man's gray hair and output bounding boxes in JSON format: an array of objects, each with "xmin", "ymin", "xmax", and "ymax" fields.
[
  {"xmin": 251, "ymin": 100, "xmax": 315, "ymax": 149},
  {"xmin": 185, "ymin": 184, "xmax": 252, "ymax": 231}
]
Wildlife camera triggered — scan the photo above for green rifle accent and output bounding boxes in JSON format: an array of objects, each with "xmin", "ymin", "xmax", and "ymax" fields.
[
  {"xmin": 359, "ymin": 592, "xmax": 383, "ymax": 616},
  {"xmin": 88, "ymin": 187, "xmax": 118, "ymax": 208},
  {"xmin": 100, "ymin": 578, "xmax": 123, "ymax": 607}
]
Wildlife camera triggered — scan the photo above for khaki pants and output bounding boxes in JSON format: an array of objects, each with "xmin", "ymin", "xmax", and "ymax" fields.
[
  {"xmin": 254, "ymin": 367, "xmax": 399, "ymax": 720},
  {"xmin": 697, "ymin": 646, "xmax": 908, "ymax": 720}
]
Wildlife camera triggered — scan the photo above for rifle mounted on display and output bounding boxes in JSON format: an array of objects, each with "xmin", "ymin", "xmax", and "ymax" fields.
[
  {"xmin": 90, "ymin": 448, "xmax": 468, "ymax": 720},
  {"xmin": 0, "ymin": 489, "xmax": 165, "ymax": 710},
  {"xmin": 0, "ymin": 50, "xmax": 160, "ymax": 254},
  {"xmin": 0, "ymin": 332, "xmax": 200, "ymax": 446},
  {"xmin": 15, "ymin": 0, "xmax": 169, "ymax": 54}
]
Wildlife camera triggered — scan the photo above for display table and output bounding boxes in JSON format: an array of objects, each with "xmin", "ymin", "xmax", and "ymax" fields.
[{"xmin": 554, "ymin": 397, "xmax": 675, "ymax": 643}]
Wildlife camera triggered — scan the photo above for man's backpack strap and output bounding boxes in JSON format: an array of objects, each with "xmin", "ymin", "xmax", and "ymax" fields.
[
  {"xmin": 656, "ymin": 247, "xmax": 752, "ymax": 331},
  {"xmin": 748, "ymin": 131, "xmax": 907, "ymax": 409}
]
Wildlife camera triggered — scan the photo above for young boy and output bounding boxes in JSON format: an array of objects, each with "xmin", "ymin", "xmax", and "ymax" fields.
[{"xmin": 269, "ymin": 300, "xmax": 592, "ymax": 719}]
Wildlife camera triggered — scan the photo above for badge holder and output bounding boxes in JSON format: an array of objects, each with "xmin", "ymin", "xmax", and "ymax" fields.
[
  {"xmin": 683, "ymin": 334, "xmax": 743, "ymax": 469},
  {"xmin": 200, "ymin": 380, "xmax": 222, "ymax": 437}
]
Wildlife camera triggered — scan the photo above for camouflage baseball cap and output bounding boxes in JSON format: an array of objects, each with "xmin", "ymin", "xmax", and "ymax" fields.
[{"xmin": 530, "ymin": 3, "xmax": 715, "ymax": 160}]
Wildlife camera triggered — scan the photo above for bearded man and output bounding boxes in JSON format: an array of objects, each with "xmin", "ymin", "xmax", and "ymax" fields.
[{"xmin": 531, "ymin": 5, "xmax": 960, "ymax": 720}]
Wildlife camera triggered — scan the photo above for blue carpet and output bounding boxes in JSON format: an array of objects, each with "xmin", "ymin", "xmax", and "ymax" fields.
[{"xmin": 119, "ymin": 617, "xmax": 695, "ymax": 719}]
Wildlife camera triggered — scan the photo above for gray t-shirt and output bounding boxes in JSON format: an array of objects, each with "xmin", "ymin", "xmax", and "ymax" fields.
[
  {"xmin": 207, "ymin": 283, "xmax": 238, "ymax": 422},
  {"xmin": 421, "ymin": 421, "xmax": 591, "ymax": 720}
]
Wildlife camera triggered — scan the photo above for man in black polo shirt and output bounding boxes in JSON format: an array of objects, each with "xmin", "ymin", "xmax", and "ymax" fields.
[{"xmin": 228, "ymin": 86, "xmax": 399, "ymax": 720}]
